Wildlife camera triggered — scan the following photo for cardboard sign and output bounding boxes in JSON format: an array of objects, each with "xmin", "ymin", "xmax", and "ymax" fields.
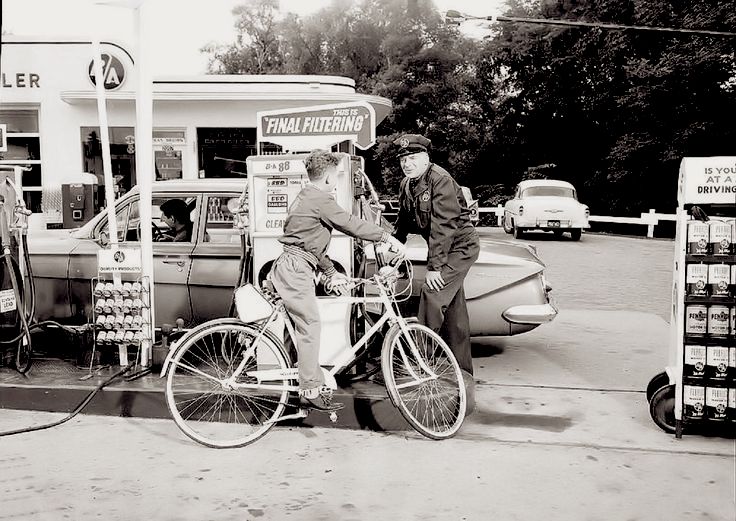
[
  {"xmin": 257, "ymin": 101, "xmax": 376, "ymax": 150},
  {"xmin": 97, "ymin": 247, "xmax": 142, "ymax": 273},
  {"xmin": 679, "ymin": 157, "xmax": 736, "ymax": 205},
  {"xmin": 0, "ymin": 289, "xmax": 17, "ymax": 313}
]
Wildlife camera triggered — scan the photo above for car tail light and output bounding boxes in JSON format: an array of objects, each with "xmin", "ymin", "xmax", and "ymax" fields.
[
  {"xmin": 519, "ymin": 206, "xmax": 524, "ymax": 216},
  {"xmin": 584, "ymin": 207, "xmax": 590, "ymax": 218}
]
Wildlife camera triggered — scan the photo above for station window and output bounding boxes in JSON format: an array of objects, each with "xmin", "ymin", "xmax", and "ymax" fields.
[
  {"xmin": 197, "ymin": 128, "xmax": 280, "ymax": 178},
  {"xmin": 0, "ymin": 109, "xmax": 42, "ymax": 213},
  {"xmin": 153, "ymin": 129, "xmax": 186, "ymax": 181},
  {"xmin": 81, "ymin": 126, "xmax": 136, "ymax": 198}
]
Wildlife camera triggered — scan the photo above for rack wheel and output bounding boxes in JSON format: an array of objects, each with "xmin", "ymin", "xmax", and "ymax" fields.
[
  {"xmin": 649, "ymin": 384, "xmax": 676, "ymax": 434},
  {"xmin": 646, "ymin": 372, "xmax": 669, "ymax": 402}
]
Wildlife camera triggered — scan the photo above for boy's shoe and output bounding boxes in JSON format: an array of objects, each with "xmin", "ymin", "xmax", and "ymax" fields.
[{"xmin": 299, "ymin": 386, "xmax": 345, "ymax": 412}]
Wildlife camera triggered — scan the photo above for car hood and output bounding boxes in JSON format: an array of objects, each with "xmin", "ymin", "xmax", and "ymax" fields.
[{"xmin": 26, "ymin": 229, "xmax": 86, "ymax": 256}]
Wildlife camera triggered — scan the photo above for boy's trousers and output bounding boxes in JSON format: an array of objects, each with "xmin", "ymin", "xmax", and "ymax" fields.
[{"xmin": 270, "ymin": 252, "xmax": 323, "ymax": 390}]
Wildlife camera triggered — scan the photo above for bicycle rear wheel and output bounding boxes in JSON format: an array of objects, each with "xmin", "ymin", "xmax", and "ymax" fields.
[
  {"xmin": 165, "ymin": 321, "xmax": 291, "ymax": 448},
  {"xmin": 381, "ymin": 323, "xmax": 466, "ymax": 440}
]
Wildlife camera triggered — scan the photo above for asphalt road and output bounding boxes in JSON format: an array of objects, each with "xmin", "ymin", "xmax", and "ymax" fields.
[{"xmin": 1, "ymin": 229, "xmax": 733, "ymax": 521}]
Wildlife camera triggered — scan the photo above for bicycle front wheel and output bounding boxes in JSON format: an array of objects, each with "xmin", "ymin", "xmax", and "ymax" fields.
[
  {"xmin": 165, "ymin": 322, "xmax": 291, "ymax": 448},
  {"xmin": 381, "ymin": 323, "xmax": 466, "ymax": 440}
]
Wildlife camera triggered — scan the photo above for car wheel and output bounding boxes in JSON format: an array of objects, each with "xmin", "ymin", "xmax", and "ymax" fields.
[
  {"xmin": 649, "ymin": 384, "xmax": 676, "ymax": 434},
  {"xmin": 502, "ymin": 215, "xmax": 513, "ymax": 234},
  {"xmin": 570, "ymin": 228, "xmax": 582, "ymax": 241},
  {"xmin": 513, "ymin": 225, "xmax": 524, "ymax": 239}
]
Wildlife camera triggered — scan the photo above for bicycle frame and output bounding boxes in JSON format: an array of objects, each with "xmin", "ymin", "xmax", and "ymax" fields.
[{"xmin": 218, "ymin": 276, "xmax": 438, "ymax": 393}]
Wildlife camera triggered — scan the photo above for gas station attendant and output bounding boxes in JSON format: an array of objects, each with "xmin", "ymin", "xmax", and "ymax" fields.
[{"xmin": 391, "ymin": 134, "xmax": 480, "ymax": 375}]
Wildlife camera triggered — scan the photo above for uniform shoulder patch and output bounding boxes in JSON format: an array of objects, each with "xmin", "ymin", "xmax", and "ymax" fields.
[{"xmin": 421, "ymin": 191, "xmax": 431, "ymax": 202}]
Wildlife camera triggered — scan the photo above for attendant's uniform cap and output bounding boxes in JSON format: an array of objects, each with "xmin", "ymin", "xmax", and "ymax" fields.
[{"xmin": 394, "ymin": 134, "xmax": 432, "ymax": 158}]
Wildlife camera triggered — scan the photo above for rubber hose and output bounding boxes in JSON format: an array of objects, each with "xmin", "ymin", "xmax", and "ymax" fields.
[
  {"xmin": 22, "ymin": 234, "xmax": 35, "ymax": 323},
  {"xmin": 0, "ymin": 364, "xmax": 132, "ymax": 437},
  {"xmin": 4, "ymin": 252, "xmax": 32, "ymax": 372}
]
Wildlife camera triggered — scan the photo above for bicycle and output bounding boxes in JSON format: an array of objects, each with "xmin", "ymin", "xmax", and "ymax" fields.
[{"xmin": 160, "ymin": 257, "xmax": 467, "ymax": 448}]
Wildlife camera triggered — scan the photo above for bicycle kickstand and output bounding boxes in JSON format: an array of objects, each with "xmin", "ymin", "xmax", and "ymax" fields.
[{"xmin": 265, "ymin": 408, "xmax": 339, "ymax": 425}]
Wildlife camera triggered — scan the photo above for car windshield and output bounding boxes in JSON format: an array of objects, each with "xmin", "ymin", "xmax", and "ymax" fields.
[{"xmin": 522, "ymin": 186, "xmax": 576, "ymax": 199}]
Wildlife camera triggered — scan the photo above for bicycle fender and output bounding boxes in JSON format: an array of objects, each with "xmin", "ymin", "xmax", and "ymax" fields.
[{"xmin": 159, "ymin": 318, "xmax": 290, "ymax": 378}]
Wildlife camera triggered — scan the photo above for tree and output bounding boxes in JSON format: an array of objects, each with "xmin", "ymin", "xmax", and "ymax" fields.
[{"xmin": 472, "ymin": 0, "xmax": 736, "ymax": 214}]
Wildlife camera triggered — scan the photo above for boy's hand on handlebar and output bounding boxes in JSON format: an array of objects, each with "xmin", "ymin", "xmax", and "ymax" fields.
[{"xmin": 327, "ymin": 273, "xmax": 352, "ymax": 296}]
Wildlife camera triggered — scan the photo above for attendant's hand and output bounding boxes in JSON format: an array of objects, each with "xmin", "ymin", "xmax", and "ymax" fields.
[
  {"xmin": 386, "ymin": 236, "xmax": 407, "ymax": 263},
  {"xmin": 425, "ymin": 270, "xmax": 445, "ymax": 292}
]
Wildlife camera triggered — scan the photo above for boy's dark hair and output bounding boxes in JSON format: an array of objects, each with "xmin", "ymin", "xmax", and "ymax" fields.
[
  {"xmin": 160, "ymin": 199, "xmax": 190, "ymax": 224},
  {"xmin": 304, "ymin": 150, "xmax": 340, "ymax": 181}
]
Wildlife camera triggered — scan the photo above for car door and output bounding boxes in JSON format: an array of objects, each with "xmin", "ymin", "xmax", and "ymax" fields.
[
  {"xmin": 69, "ymin": 193, "xmax": 198, "ymax": 327},
  {"xmin": 188, "ymin": 192, "xmax": 243, "ymax": 323}
]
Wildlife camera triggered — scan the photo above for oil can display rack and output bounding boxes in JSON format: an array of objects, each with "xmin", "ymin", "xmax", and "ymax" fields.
[
  {"xmin": 647, "ymin": 157, "xmax": 736, "ymax": 438},
  {"xmin": 89, "ymin": 276, "xmax": 151, "ymax": 368}
]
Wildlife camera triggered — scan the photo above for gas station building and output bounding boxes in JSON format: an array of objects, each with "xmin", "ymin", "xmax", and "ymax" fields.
[{"xmin": 0, "ymin": 36, "xmax": 391, "ymax": 225}]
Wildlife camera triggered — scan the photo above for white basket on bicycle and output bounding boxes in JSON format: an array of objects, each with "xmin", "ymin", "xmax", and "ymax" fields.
[{"xmin": 234, "ymin": 284, "xmax": 273, "ymax": 322}]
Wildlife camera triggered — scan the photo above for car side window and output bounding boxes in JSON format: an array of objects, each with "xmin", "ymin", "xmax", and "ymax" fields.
[
  {"xmin": 98, "ymin": 202, "xmax": 135, "ymax": 242},
  {"xmin": 203, "ymin": 195, "xmax": 241, "ymax": 244},
  {"xmin": 153, "ymin": 196, "xmax": 197, "ymax": 243}
]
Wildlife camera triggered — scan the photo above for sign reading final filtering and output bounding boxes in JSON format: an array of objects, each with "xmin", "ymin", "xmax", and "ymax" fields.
[{"xmin": 257, "ymin": 102, "xmax": 376, "ymax": 150}]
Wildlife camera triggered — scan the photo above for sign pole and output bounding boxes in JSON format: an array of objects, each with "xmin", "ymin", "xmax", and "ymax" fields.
[
  {"xmin": 91, "ymin": 38, "xmax": 121, "ymax": 288},
  {"xmin": 133, "ymin": 3, "xmax": 155, "ymax": 367}
]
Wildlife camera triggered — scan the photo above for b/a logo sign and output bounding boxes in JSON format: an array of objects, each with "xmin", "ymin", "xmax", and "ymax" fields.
[{"xmin": 88, "ymin": 53, "xmax": 125, "ymax": 90}]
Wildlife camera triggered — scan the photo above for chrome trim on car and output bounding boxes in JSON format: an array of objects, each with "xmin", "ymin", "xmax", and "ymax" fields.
[{"xmin": 502, "ymin": 303, "xmax": 558, "ymax": 325}]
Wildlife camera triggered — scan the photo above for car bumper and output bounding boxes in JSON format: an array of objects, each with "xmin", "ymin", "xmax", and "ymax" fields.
[
  {"xmin": 516, "ymin": 217, "xmax": 589, "ymax": 229},
  {"xmin": 502, "ymin": 302, "xmax": 558, "ymax": 325}
]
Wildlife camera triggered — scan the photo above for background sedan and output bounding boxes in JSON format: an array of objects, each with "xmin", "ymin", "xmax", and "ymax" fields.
[{"xmin": 503, "ymin": 179, "xmax": 590, "ymax": 240}]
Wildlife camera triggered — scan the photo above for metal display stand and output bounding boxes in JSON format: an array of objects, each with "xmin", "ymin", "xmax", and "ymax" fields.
[
  {"xmin": 89, "ymin": 276, "xmax": 151, "ymax": 377},
  {"xmin": 648, "ymin": 157, "xmax": 736, "ymax": 436}
]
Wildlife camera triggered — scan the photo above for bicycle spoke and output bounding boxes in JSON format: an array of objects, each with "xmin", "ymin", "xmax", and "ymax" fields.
[{"xmin": 166, "ymin": 322, "xmax": 291, "ymax": 448}]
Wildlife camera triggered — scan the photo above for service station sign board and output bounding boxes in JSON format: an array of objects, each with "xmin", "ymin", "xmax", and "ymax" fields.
[
  {"xmin": 98, "ymin": 248, "xmax": 142, "ymax": 273},
  {"xmin": 679, "ymin": 157, "xmax": 736, "ymax": 205},
  {"xmin": 257, "ymin": 101, "xmax": 376, "ymax": 151}
]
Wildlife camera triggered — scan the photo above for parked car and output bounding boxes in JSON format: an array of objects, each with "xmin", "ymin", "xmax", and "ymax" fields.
[
  {"xmin": 503, "ymin": 180, "xmax": 590, "ymax": 240},
  {"xmin": 28, "ymin": 180, "xmax": 556, "ymax": 336}
]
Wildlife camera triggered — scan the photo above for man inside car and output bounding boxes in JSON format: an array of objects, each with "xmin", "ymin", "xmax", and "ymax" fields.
[{"xmin": 159, "ymin": 199, "xmax": 193, "ymax": 242}]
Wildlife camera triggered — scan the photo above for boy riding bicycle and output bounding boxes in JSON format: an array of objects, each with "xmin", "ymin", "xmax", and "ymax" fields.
[{"xmin": 270, "ymin": 150, "xmax": 406, "ymax": 411}]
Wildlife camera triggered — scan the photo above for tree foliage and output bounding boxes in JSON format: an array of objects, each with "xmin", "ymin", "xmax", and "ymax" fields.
[{"xmin": 204, "ymin": 0, "xmax": 736, "ymax": 213}]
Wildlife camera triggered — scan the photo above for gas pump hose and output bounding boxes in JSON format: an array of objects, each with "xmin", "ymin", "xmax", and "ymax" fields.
[{"xmin": 0, "ymin": 363, "xmax": 133, "ymax": 437}]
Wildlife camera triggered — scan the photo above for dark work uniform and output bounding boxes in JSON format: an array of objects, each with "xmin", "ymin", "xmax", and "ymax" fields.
[{"xmin": 393, "ymin": 163, "xmax": 480, "ymax": 375}]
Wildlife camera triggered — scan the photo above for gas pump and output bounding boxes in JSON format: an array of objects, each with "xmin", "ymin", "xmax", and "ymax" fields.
[
  {"xmin": 0, "ymin": 166, "xmax": 33, "ymax": 373},
  {"xmin": 245, "ymin": 153, "xmax": 360, "ymax": 365}
]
